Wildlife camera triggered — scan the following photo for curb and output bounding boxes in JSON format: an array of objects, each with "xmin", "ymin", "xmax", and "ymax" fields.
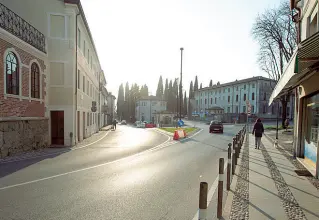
[
  {"xmin": 223, "ymin": 156, "xmax": 241, "ymax": 219},
  {"xmin": 0, "ymin": 127, "xmax": 112, "ymax": 162},
  {"xmin": 154, "ymin": 127, "xmax": 201, "ymax": 139},
  {"xmin": 222, "ymin": 134, "xmax": 248, "ymax": 219},
  {"xmin": 154, "ymin": 128, "xmax": 173, "ymax": 137},
  {"xmin": 186, "ymin": 127, "xmax": 201, "ymax": 137}
]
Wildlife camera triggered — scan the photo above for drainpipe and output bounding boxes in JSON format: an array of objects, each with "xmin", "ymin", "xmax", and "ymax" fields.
[{"xmin": 74, "ymin": 12, "xmax": 80, "ymax": 146}]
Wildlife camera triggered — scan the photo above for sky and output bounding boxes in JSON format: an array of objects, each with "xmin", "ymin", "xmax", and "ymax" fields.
[{"xmin": 81, "ymin": 0, "xmax": 280, "ymax": 98}]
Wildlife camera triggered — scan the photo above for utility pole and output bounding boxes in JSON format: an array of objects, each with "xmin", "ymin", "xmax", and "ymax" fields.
[{"xmin": 179, "ymin": 47, "xmax": 183, "ymax": 121}]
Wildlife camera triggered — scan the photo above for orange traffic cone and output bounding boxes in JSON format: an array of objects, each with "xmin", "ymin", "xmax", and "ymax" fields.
[{"xmin": 173, "ymin": 130, "xmax": 179, "ymax": 140}]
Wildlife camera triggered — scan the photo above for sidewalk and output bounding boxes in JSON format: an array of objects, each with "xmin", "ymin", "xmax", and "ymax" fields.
[
  {"xmin": 225, "ymin": 133, "xmax": 319, "ymax": 220},
  {"xmin": 0, "ymin": 125, "xmax": 112, "ymax": 162},
  {"xmin": 264, "ymin": 129, "xmax": 294, "ymax": 155}
]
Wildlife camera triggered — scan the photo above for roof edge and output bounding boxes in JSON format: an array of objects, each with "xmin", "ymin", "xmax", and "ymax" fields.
[{"xmin": 64, "ymin": 0, "xmax": 102, "ymax": 70}]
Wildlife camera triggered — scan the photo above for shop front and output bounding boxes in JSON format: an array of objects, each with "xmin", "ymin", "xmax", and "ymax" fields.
[
  {"xmin": 269, "ymin": 32, "xmax": 319, "ymax": 178},
  {"xmin": 302, "ymin": 92, "xmax": 319, "ymax": 175}
]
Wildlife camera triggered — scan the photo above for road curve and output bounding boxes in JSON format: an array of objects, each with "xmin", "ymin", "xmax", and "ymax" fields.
[{"xmin": 0, "ymin": 123, "xmax": 242, "ymax": 220}]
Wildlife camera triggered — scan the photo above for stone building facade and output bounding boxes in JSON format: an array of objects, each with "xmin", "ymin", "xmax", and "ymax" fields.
[
  {"xmin": 193, "ymin": 76, "xmax": 294, "ymax": 121},
  {"xmin": 0, "ymin": 3, "xmax": 49, "ymax": 158}
]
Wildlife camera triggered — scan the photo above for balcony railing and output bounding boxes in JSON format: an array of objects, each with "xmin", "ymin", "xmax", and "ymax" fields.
[{"xmin": 0, "ymin": 3, "xmax": 46, "ymax": 53}]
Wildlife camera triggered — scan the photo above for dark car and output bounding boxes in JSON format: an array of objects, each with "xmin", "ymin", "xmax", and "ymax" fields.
[{"xmin": 209, "ymin": 120, "xmax": 223, "ymax": 133}]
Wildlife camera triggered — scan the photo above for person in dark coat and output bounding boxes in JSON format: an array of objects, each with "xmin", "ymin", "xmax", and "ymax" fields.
[
  {"xmin": 112, "ymin": 119, "xmax": 117, "ymax": 130},
  {"xmin": 252, "ymin": 118, "xmax": 264, "ymax": 149}
]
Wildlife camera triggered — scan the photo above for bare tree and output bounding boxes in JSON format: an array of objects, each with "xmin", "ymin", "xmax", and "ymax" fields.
[{"xmin": 252, "ymin": 1, "xmax": 297, "ymax": 126}]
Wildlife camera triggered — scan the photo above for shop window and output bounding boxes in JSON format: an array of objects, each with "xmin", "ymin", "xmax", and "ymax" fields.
[
  {"xmin": 305, "ymin": 93, "xmax": 319, "ymax": 145},
  {"xmin": 31, "ymin": 63, "xmax": 40, "ymax": 98},
  {"xmin": 6, "ymin": 51, "xmax": 19, "ymax": 95}
]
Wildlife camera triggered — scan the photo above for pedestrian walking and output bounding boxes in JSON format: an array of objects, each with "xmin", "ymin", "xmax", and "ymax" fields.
[
  {"xmin": 285, "ymin": 118, "xmax": 290, "ymax": 131},
  {"xmin": 112, "ymin": 119, "xmax": 117, "ymax": 130},
  {"xmin": 252, "ymin": 118, "xmax": 264, "ymax": 149}
]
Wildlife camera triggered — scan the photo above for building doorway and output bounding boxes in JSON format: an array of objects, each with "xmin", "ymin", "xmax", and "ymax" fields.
[{"xmin": 51, "ymin": 111, "xmax": 64, "ymax": 145}]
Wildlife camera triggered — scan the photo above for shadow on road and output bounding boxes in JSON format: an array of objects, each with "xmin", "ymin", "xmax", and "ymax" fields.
[{"xmin": 0, "ymin": 149, "xmax": 71, "ymax": 179}]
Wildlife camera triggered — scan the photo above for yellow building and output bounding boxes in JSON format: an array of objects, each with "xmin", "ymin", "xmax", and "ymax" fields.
[{"xmin": 270, "ymin": 0, "xmax": 318, "ymax": 178}]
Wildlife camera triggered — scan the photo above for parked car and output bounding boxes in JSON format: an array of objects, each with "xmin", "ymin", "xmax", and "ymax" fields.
[
  {"xmin": 120, "ymin": 120, "xmax": 127, "ymax": 125},
  {"xmin": 209, "ymin": 120, "xmax": 223, "ymax": 133},
  {"xmin": 135, "ymin": 121, "xmax": 146, "ymax": 128}
]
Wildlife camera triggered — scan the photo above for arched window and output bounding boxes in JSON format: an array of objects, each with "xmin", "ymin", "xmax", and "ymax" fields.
[
  {"xmin": 6, "ymin": 51, "xmax": 19, "ymax": 95},
  {"xmin": 31, "ymin": 63, "xmax": 40, "ymax": 98}
]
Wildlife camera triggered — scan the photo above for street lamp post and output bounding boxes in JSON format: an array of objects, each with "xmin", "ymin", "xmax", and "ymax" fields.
[
  {"xmin": 275, "ymin": 99, "xmax": 279, "ymax": 147},
  {"xmin": 179, "ymin": 47, "xmax": 183, "ymax": 121}
]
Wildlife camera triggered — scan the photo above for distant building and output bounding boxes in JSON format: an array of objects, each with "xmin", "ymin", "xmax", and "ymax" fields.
[
  {"xmin": 135, "ymin": 96, "xmax": 167, "ymax": 122},
  {"xmin": 193, "ymin": 76, "xmax": 294, "ymax": 121},
  {"xmin": 100, "ymin": 86, "xmax": 108, "ymax": 127},
  {"xmin": 106, "ymin": 93, "xmax": 116, "ymax": 124}
]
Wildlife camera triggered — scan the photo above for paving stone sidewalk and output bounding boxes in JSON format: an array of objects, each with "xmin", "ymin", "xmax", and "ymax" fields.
[
  {"xmin": 264, "ymin": 130, "xmax": 319, "ymax": 190},
  {"xmin": 225, "ymin": 133, "xmax": 319, "ymax": 220},
  {"xmin": 0, "ymin": 125, "xmax": 112, "ymax": 162}
]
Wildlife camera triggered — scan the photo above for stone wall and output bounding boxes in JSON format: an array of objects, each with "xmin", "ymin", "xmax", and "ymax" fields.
[{"xmin": 0, "ymin": 118, "xmax": 49, "ymax": 158}]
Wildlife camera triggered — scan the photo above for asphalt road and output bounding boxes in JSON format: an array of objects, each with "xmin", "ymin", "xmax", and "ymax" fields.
[{"xmin": 0, "ymin": 123, "xmax": 243, "ymax": 220}]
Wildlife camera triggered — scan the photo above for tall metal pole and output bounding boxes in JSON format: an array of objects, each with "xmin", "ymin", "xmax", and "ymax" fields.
[
  {"xmin": 275, "ymin": 99, "xmax": 279, "ymax": 146},
  {"xmin": 179, "ymin": 47, "xmax": 183, "ymax": 121}
]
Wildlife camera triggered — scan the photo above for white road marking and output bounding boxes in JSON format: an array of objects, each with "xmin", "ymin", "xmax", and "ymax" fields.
[
  {"xmin": 0, "ymin": 128, "xmax": 203, "ymax": 190},
  {"xmin": 0, "ymin": 131, "xmax": 111, "ymax": 164},
  {"xmin": 192, "ymin": 160, "xmax": 228, "ymax": 220},
  {"xmin": 0, "ymin": 135, "xmax": 171, "ymax": 191}
]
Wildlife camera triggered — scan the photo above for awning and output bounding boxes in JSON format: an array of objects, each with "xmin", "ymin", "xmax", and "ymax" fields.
[
  {"xmin": 269, "ymin": 32, "xmax": 319, "ymax": 105},
  {"xmin": 298, "ymin": 32, "xmax": 319, "ymax": 74},
  {"xmin": 268, "ymin": 49, "xmax": 298, "ymax": 105}
]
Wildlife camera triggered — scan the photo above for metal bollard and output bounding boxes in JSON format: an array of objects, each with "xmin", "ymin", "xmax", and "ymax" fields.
[
  {"xmin": 217, "ymin": 158, "xmax": 224, "ymax": 218},
  {"xmin": 235, "ymin": 134, "xmax": 240, "ymax": 159},
  {"xmin": 199, "ymin": 182, "xmax": 208, "ymax": 220},
  {"xmin": 236, "ymin": 134, "xmax": 240, "ymax": 156},
  {"xmin": 227, "ymin": 144, "xmax": 231, "ymax": 190},
  {"xmin": 232, "ymin": 137, "xmax": 236, "ymax": 174}
]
